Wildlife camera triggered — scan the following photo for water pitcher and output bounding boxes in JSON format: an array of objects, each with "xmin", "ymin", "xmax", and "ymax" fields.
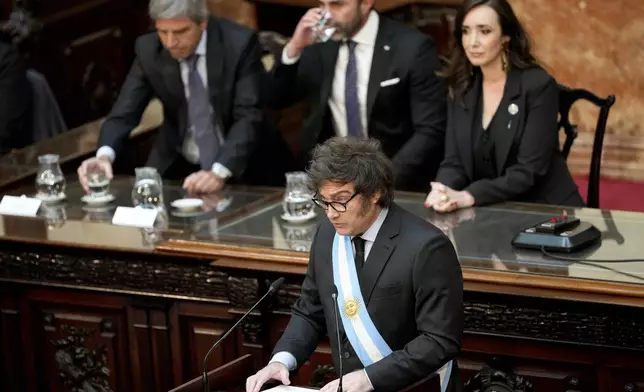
[
  {"xmin": 282, "ymin": 172, "xmax": 314, "ymax": 217},
  {"xmin": 35, "ymin": 154, "xmax": 65, "ymax": 200},
  {"xmin": 131, "ymin": 167, "xmax": 164, "ymax": 209}
]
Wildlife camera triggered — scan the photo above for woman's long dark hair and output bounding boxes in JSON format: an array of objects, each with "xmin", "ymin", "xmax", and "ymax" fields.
[{"xmin": 441, "ymin": 0, "xmax": 538, "ymax": 100}]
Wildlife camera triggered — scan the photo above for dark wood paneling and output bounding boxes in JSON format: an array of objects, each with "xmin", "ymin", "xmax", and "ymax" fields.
[
  {"xmin": 0, "ymin": 294, "xmax": 25, "ymax": 392},
  {"xmin": 27, "ymin": 291, "xmax": 131, "ymax": 392},
  {"xmin": 23, "ymin": 0, "xmax": 152, "ymax": 128},
  {"xmin": 177, "ymin": 302, "xmax": 238, "ymax": 383}
]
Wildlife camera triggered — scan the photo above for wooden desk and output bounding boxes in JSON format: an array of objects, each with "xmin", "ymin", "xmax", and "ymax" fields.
[
  {"xmin": 0, "ymin": 100, "xmax": 163, "ymax": 192},
  {"xmin": 0, "ymin": 181, "xmax": 643, "ymax": 392}
]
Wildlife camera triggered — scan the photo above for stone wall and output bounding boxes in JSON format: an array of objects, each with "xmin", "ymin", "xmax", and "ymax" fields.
[{"xmin": 207, "ymin": 0, "xmax": 644, "ymax": 182}]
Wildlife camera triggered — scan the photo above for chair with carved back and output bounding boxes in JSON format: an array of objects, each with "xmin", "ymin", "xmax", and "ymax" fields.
[{"xmin": 558, "ymin": 84, "xmax": 616, "ymax": 209}]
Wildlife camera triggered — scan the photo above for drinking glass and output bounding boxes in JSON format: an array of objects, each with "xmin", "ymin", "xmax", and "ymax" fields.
[
  {"xmin": 87, "ymin": 166, "xmax": 110, "ymax": 198},
  {"xmin": 312, "ymin": 10, "xmax": 336, "ymax": 43}
]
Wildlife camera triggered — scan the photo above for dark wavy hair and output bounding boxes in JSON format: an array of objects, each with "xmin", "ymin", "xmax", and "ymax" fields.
[
  {"xmin": 441, "ymin": 0, "xmax": 538, "ymax": 100},
  {"xmin": 306, "ymin": 137, "xmax": 394, "ymax": 208}
]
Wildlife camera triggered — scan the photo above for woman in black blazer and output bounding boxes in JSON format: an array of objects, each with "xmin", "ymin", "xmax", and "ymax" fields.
[{"xmin": 425, "ymin": 0, "xmax": 583, "ymax": 212}]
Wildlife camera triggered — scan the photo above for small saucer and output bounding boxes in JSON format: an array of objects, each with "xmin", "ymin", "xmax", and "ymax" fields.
[
  {"xmin": 281, "ymin": 210, "xmax": 317, "ymax": 223},
  {"xmin": 171, "ymin": 198, "xmax": 204, "ymax": 211},
  {"xmin": 36, "ymin": 193, "xmax": 66, "ymax": 203},
  {"xmin": 171, "ymin": 209, "xmax": 206, "ymax": 218},
  {"xmin": 81, "ymin": 194, "xmax": 115, "ymax": 205}
]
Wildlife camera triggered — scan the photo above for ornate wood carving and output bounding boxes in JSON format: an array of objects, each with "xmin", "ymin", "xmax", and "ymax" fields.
[
  {"xmin": 228, "ymin": 276, "xmax": 265, "ymax": 343},
  {"xmin": 0, "ymin": 249, "xmax": 229, "ymax": 301},
  {"xmin": 309, "ymin": 364, "xmax": 335, "ymax": 388},
  {"xmin": 52, "ymin": 324, "xmax": 112, "ymax": 392}
]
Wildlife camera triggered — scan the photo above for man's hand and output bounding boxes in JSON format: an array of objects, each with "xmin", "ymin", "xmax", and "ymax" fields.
[
  {"xmin": 286, "ymin": 8, "xmax": 324, "ymax": 58},
  {"xmin": 77, "ymin": 156, "xmax": 113, "ymax": 194},
  {"xmin": 320, "ymin": 370, "xmax": 373, "ymax": 392},
  {"xmin": 182, "ymin": 170, "xmax": 225, "ymax": 194},
  {"xmin": 246, "ymin": 362, "xmax": 290, "ymax": 392}
]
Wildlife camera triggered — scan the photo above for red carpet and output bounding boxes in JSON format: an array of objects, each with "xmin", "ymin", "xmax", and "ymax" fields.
[{"xmin": 574, "ymin": 176, "xmax": 644, "ymax": 212}]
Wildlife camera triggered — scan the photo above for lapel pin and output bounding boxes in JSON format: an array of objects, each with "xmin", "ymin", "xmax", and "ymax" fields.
[
  {"xmin": 508, "ymin": 103, "xmax": 519, "ymax": 115},
  {"xmin": 383, "ymin": 45, "xmax": 390, "ymax": 51}
]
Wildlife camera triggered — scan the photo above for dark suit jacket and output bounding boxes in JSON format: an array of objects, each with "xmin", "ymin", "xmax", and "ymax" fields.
[
  {"xmin": 0, "ymin": 41, "xmax": 32, "ymax": 154},
  {"xmin": 273, "ymin": 204, "xmax": 463, "ymax": 391},
  {"xmin": 98, "ymin": 16, "xmax": 264, "ymax": 180},
  {"xmin": 436, "ymin": 67, "xmax": 584, "ymax": 206},
  {"xmin": 268, "ymin": 15, "xmax": 447, "ymax": 192}
]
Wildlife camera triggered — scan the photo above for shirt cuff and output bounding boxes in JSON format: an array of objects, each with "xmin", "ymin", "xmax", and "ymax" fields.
[
  {"xmin": 270, "ymin": 351, "xmax": 297, "ymax": 371},
  {"xmin": 363, "ymin": 369, "xmax": 374, "ymax": 391},
  {"xmin": 211, "ymin": 162, "xmax": 232, "ymax": 179},
  {"xmin": 96, "ymin": 146, "xmax": 116, "ymax": 163},
  {"xmin": 281, "ymin": 45, "xmax": 301, "ymax": 65}
]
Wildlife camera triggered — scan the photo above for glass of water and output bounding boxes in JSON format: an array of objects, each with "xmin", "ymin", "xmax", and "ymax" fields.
[
  {"xmin": 131, "ymin": 167, "xmax": 164, "ymax": 209},
  {"xmin": 312, "ymin": 10, "xmax": 336, "ymax": 43},
  {"xmin": 87, "ymin": 166, "xmax": 110, "ymax": 198},
  {"xmin": 282, "ymin": 172, "xmax": 314, "ymax": 218},
  {"xmin": 35, "ymin": 154, "xmax": 66, "ymax": 201}
]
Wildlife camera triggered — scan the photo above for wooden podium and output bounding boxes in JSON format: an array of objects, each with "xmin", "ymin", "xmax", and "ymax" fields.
[{"xmin": 169, "ymin": 354, "xmax": 440, "ymax": 392}]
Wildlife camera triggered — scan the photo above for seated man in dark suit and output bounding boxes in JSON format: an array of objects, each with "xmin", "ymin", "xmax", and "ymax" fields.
[
  {"xmin": 0, "ymin": 40, "xmax": 32, "ymax": 154},
  {"xmin": 267, "ymin": 0, "xmax": 448, "ymax": 192},
  {"xmin": 247, "ymin": 137, "xmax": 463, "ymax": 392},
  {"xmin": 77, "ymin": 0, "xmax": 267, "ymax": 194}
]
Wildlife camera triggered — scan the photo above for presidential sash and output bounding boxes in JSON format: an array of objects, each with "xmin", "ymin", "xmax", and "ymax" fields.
[{"xmin": 331, "ymin": 233, "xmax": 454, "ymax": 392}]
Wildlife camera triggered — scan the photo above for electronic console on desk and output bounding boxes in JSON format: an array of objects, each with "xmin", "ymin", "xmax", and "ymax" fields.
[{"xmin": 511, "ymin": 214, "xmax": 601, "ymax": 252}]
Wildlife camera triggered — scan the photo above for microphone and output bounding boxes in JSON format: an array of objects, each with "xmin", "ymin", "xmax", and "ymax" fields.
[
  {"xmin": 332, "ymin": 286, "xmax": 344, "ymax": 392},
  {"xmin": 202, "ymin": 277, "xmax": 285, "ymax": 392}
]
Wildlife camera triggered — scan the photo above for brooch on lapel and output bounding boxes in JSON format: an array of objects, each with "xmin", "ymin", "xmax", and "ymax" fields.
[
  {"xmin": 507, "ymin": 103, "xmax": 519, "ymax": 129},
  {"xmin": 508, "ymin": 103, "xmax": 519, "ymax": 115},
  {"xmin": 383, "ymin": 45, "xmax": 390, "ymax": 51}
]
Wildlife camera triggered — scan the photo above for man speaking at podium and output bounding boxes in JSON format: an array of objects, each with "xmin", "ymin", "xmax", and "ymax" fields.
[{"xmin": 247, "ymin": 137, "xmax": 463, "ymax": 392}]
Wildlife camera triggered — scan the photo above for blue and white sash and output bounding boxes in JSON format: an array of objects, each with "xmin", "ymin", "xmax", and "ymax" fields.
[{"xmin": 331, "ymin": 233, "xmax": 453, "ymax": 392}]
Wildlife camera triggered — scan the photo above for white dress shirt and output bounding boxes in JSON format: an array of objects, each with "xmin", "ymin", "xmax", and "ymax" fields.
[
  {"xmin": 97, "ymin": 31, "xmax": 231, "ymax": 178},
  {"xmin": 270, "ymin": 207, "xmax": 389, "ymax": 386},
  {"xmin": 281, "ymin": 10, "xmax": 379, "ymax": 137}
]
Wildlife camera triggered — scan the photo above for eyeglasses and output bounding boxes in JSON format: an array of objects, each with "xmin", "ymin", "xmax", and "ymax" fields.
[{"xmin": 312, "ymin": 191, "xmax": 358, "ymax": 212}]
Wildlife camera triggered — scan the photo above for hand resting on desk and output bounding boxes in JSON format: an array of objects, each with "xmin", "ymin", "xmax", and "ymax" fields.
[{"xmin": 246, "ymin": 362, "xmax": 290, "ymax": 392}]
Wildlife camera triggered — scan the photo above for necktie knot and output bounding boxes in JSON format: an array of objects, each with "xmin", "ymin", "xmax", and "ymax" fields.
[
  {"xmin": 353, "ymin": 236, "xmax": 365, "ymax": 269},
  {"xmin": 186, "ymin": 54, "xmax": 199, "ymax": 71},
  {"xmin": 346, "ymin": 40, "xmax": 357, "ymax": 52}
]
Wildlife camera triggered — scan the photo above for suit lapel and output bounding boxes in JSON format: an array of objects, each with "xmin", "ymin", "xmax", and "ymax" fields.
[
  {"xmin": 206, "ymin": 19, "xmax": 225, "ymax": 124},
  {"xmin": 159, "ymin": 49, "xmax": 187, "ymax": 138},
  {"xmin": 319, "ymin": 41, "xmax": 340, "ymax": 110},
  {"xmin": 366, "ymin": 18, "xmax": 394, "ymax": 120},
  {"xmin": 359, "ymin": 205, "xmax": 400, "ymax": 305},
  {"xmin": 494, "ymin": 69, "xmax": 522, "ymax": 173},
  {"xmin": 456, "ymin": 75, "xmax": 480, "ymax": 181},
  {"xmin": 159, "ymin": 49, "xmax": 185, "ymax": 110}
]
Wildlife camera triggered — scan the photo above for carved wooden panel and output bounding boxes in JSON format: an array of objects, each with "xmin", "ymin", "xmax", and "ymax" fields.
[
  {"xmin": 31, "ymin": 304, "xmax": 129, "ymax": 392},
  {"xmin": 607, "ymin": 370, "xmax": 644, "ymax": 392},
  {"xmin": 126, "ymin": 306, "xmax": 176, "ymax": 392},
  {"xmin": 175, "ymin": 302, "xmax": 238, "ymax": 383},
  {"xmin": 0, "ymin": 294, "xmax": 25, "ymax": 392},
  {"xmin": 458, "ymin": 354, "xmax": 596, "ymax": 392}
]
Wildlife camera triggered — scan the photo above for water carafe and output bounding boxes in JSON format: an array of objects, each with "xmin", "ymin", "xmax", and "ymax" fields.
[
  {"xmin": 282, "ymin": 172, "xmax": 314, "ymax": 219},
  {"xmin": 131, "ymin": 167, "xmax": 164, "ymax": 209},
  {"xmin": 35, "ymin": 154, "xmax": 66, "ymax": 201}
]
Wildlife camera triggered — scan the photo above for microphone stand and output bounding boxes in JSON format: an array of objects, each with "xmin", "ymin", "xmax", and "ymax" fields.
[
  {"xmin": 332, "ymin": 293, "xmax": 344, "ymax": 392},
  {"xmin": 202, "ymin": 278, "xmax": 284, "ymax": 392}
]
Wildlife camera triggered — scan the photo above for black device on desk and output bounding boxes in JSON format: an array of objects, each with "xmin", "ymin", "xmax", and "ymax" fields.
[{"xmin": 512, "ymin": 214, "xmax": 601, "ymax": 252}]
